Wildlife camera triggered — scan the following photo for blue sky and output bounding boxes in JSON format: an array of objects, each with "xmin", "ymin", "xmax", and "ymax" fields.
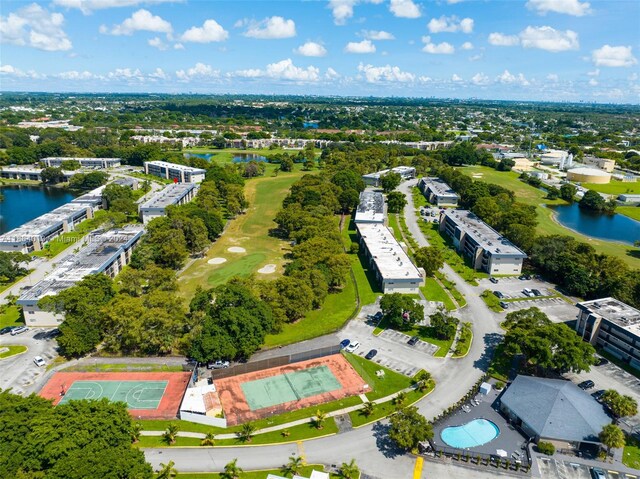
[{"xmin": 1, "ymin": 0, "xmax": 639, "ymax": 102}]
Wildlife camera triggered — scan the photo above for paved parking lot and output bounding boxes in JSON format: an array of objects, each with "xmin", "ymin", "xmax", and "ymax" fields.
[
  {"xmin": 536, "ymin": 457, "xmax": 638, "ymax": 479},
  {"xmin": 378, "ymin": 329, "xmax": 439, "ymax": 355}
]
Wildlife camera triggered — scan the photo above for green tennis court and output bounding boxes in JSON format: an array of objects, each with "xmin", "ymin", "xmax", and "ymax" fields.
[
  {"xmin": 58, "ymin": 380, "xmax": 168, "ymax": 409},
  {"xmin": 240, "ymin": 365, "xmax": 342, "ymax": 411}
]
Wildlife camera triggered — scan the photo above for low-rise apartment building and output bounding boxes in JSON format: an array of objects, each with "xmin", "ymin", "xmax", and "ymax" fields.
[
  {"xmin": 418, "ymin": 177, "xmax": 459, "ymax": 207},
  {"xmin": 362, "ymin": 166, "xmax": 416, "ymax": 187},
  {"xmin": 354, "ymin": 191, "xmax": 385, "ymax": 224},
  {"xmin": 0, "ymin": 167, "xmax": 75, "ymax": 182},
  {"xmin": 144, "ymin": 161, "xmax": 206, "ymax": 183},
  {"xmin": 138, "ymin": 183, "xmax": 198, "ymax": 224},
  {"xmin": 41, "ymin": 157, "xmax": 121, "ymax": 169}
]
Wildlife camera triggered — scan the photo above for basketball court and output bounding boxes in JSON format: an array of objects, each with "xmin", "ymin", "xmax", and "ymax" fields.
[{"xmin": 58, "ymin": 380, "xmax": 168, "ymax": 409}]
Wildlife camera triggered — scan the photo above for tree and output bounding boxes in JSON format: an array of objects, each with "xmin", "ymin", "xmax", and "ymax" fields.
[
  {"xmin": 546, "ymin": 186, "xmax": 560, "ymax": 200},
  {"xmin": 414, "ymin": 246, "xmax": 444, "ymax": 277},
  {"xmin": 237, "ymin": 423, "xmax": 256, "ymax": 443},
  {"xmin": 313, "ymin": 409, "xmax": 327, "ymax": 429},
  {"xmin": 579, "ymin": 189, "xmax": 607, "ymax": 212},
  {"xmin": 386, "ymin": 191, "xmax": 407, "ymax": 213},
  {"xmin": 560, "ymin": 183, "xmax": 578, "ymax": 203},
  {"xmin": 602, "ymin": 390, "xmax": 638, "ymax": 418},
  {"xmin": 379, "ymin": 293, "xmax": 424, "ymax": 331},
  {"xmin": 599, "ymin": 424, "xmax": 625, "ymax": 456},
  {"xmin": 280, "ymin": 156, "xmax": 294, "ymax": 172},
  {"xmin": 40, "ymin": 166, "xmax": 64, "ymax": 184},
  {"xmin": 429, "ymin": 311, "xmax": 459, "ymax": 340},
  {"xmin": 156, "ymin": 461, "xmax": 178, "ymax": 479},
  {"xmin": 413, "ymin": 370, "xmax": 433, "ymax": 392},
  {"xmin": 130, "ymin": 422, "xmax": 143, "ymax": 443},
  {"xmin": 393, "ymin": 391, "xmax": 407, "ymax": 407},
  {"xmin": 163, "ymin": 423, "xmax": 179, "ymax": 445},
  {"xmin": 281, "ymin": 455, "xmax": 305, "ymax": 477},
  {"xmin": 361, "ymin": 401, "xmax": 375, "ymax": 417},
  {"xmin": 388, "ymin": 406, "xmax": 433, "ymax": 451},
  {"xmin": 200, "ymin": 432, "xmax": 215, "ymax": 446},
  {"xmin": 381, "ymin": 172, "xmax": 402, "ymax": 193},
  {"xmin": 221, "ymin": 458, "xmax": 243, "ymax": 479},
  {"xmin": 339, "ymin": 459, "xmax": 360, "ymax": 479}
]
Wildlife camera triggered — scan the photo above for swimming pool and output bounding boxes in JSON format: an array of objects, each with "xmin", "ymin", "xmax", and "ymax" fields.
[{"xmin": 440, "ymin": 418, "xmax": 500, "ymax": 448}]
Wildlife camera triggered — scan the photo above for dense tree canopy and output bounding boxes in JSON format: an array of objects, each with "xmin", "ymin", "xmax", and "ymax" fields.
[{"xmin": 379, "ymin": 293, "xmax": 424, "ymax": 330}]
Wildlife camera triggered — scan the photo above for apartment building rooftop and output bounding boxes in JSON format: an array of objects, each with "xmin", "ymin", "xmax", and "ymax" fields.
[
  {"xmin": 144, "ymin": 160, "xmax": 206, "ymax": 174},
  {"xmin": 0, "ymin": 203, "xmax": 90, "ymax": 242},
  {"xmin": 139, "ymin": 182, "xmax": 198, "ymax": 209},
  {"xmin": 577, "ymin": 297, "xmax": 640, "ymax": 337},
  {"xmin": 420, "ymin": 177, "xmax": 459, "ymax": 199},
  {"xmin": 356, "ymin": 223, "xmax": 422, "ymax": 280},
  {"xmin": 354, "ymin": 190, "xmax": 384, "ymax": 223}
]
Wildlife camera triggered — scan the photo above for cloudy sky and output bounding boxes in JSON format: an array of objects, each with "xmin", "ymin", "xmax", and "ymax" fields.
[{"xmin": 1, "ymin": 0, "xmax": 639, "ymax": 102}]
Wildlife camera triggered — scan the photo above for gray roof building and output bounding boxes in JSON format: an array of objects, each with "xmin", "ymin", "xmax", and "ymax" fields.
[
  {"xmin": 354, "ymin": 190, "xmax": 384, "ymax": 224},
  {"xmin": 500, "ymin": 376, "xmax": 610, "ymax": 445}
]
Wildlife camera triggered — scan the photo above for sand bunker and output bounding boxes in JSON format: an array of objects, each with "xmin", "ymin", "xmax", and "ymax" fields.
[
  {"xmin": 207, "ymin": 258, "xmax": 227, "ymax": 265},
  {"xmin": 257, "ymin": 264, "xmax": 277, "ymax": 274},
  {"xmin": 227, "ymin": 247, "xmax": 246, "ymax": 253}
]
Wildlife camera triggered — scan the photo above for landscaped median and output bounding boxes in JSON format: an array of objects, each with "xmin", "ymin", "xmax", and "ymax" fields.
[
  {"xmin": 156, "ymin": 465, "xmax": 338, "ymax": 479},
  {"xmin": 0, "ymin": 345, "xmax": 28, "ymax": 359}
]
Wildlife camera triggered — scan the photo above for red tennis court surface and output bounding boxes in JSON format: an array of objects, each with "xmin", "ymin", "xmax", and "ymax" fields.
[
  {"xmin": 214, "ymin": 354, "xmax": 367, "ymax": 426},
  {"xmin": 39, "ymin": 371, "xmax": 191, "ymax": 420}
]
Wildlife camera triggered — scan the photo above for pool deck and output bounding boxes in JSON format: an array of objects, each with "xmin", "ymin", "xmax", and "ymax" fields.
[{"xmin": 432, "ymin": 387, "xmax": 528, "ymax": 460}]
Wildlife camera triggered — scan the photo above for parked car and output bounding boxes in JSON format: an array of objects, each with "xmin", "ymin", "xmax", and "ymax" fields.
[
  {"xmin": 33, "ymin": 356, "xmax": 46, "ymax": 367},
  {"xmin": 531, "ymin": 289, "xmax": 543, "ymax": 297},
  {"xmin": 365, "ymin": 349, "xmax": 378, "ymax": 360},
  {"xmin": 408, "ymin": 335, "xmax": 420, "ymax": 346},
  {"xmin": 499, "ymin": 301, "xmax": 509, "ymax": 309},
  {"xmin": 592, "ymin": 389, "xmax": 606, "ymax": 402},
  {"xmin": 578, "ymin": 380, "xmax": 595, "ymax": 390},
  {"xmin": 519, "ymin": 275, "xmax": 527, "ymax": 280},
  {"xmin": 591, "ymin": 467, "xmax": 606, "ymax": 479},
  {"xmin": 373, "ymin": 311, "xmax": 383, "ymax": 321},
  {"xmin": 207, "ymin": 360, "xmax": 230, "ymax": 369},
  {"xmin": 0, "ymin": 326, "xmax": 14, "ymax": 335},
  {"xmin": 489, "ymin": 277, "xmax": 499, "ymax": 284},
  {"xmin": 340, "ymin": 339, "xmax": 351, "ymax": 349},
  {"xmin": 10, "ymin": 326, "xmax": 28, "ymax": 336},
  {"xmin": 522, "ymin": 288, "xmax": 534, "ymax": 297},
  {"xmin": 345, "ymin": 341, "xmax": 360, "ymax": 353},
  {"xmin": 493, "ymin": 291, "xmax": 504, "ymax": 299}
]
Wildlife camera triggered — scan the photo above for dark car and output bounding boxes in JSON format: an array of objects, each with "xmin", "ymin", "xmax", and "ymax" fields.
[
  {"xmin": 408, "ymin": 335, "xmax": 420, "ymax": 346},
  {"xmin": 531, "ymin": 289, "xmax": 542, "ymax": 297},
  {"xmin": 373, "ymin": 311, "xmax": 383, "ymax": 321},
  {"xmin": 596, "ymin": 357, "xmax": 609, "ymax": 366},
  {"xmin": 365, "ymin": 349, "xmax": 378, "ymax": 360},
  {"xmin": 592, "ymin": 389, "xmax": 606, "ymax": 402},
  {"xmin": 489, "ymin": 277, "xmax": 499, "ymax": 284},
  {"xmin": 578, "ymin": 380, "xmax": 595, "ymax": 390},
  {"xmin": 0, "ymin": 326, "xmax": 14, "ymax": 335},
  {"xmin": 340, "ymin": 339, "xmax": 351, "ymax": 349},
  {"xmin": 591, "ymin": 467, "xmax": 606, "ymax": 479},
  {"xmin": 493, "ymin": 291, "xmax": 504, "ymax": 299},
  {"xmin": 518, "ymin": 275, "xmax": 527, "ymax": 280}
]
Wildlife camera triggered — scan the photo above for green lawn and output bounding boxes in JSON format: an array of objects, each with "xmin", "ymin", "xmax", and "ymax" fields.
[
  {"xmin": 0, "ymin": 345, "xmax": 27, "ymax": 359},
  {"xmin": 421, "ymin": 278, "xmax": 456, "ymax": 311},
  {"xmin": 349, "ymin": 387, "xmax": 432, "ymax": 428},
  {"xmin": 435, "ymin": 272, "xmax": 467, "ymax": 307},
  {"xmin": 154, "ymin": 466, "xmax": 331, "ymax": 479},
  {"xmin": 452, "ymin": 327, "xmax": 472, "ymax": 358},
  {"xmin": 457, "ymin": 166, "xmax": 640, "ymax": 268},
  {"xmin": 480, "ymin": 290, "xmax": 504, "ymax": 313},
  {"xmin": 582, "ymin": 181, "xmax": 640, "ymax": 196},
  {"xmin": 623, "ymin": 434, "xmax": 640, "ymax": 469},
  {"xmin": 0, "ymin": 305, "xmax": 24, "ymax": 328},
  {"xmin": 410, "ymin": 326, "xmax": 453, "ymax": 358},
  {"xmin": 344, "ymin": 353, "xmax": 418, "ymax": 400},
  {"xmin": 617, "ymin": 206, "xmax": 640, "ymax": 222},
  {"xmin": 387, "ymin": 214, "xmax": 404, "ymax": 243}
]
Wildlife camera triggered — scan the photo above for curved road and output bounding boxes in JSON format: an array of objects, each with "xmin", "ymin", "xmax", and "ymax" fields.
[{"xmin": 145, "ymin": 180, "xmax": 505, "ymax": 477}]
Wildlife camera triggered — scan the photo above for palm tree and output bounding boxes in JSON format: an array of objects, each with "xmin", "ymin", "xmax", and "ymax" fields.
[
  {"xmin": 413, "ymin": 371, "xmax": 432, "ymax": 392},
  {"xmin": 393, "ymin": 391, "xmax": 407, "ymax": 407},
  {"xmin": 162, "ymin": 423, "xmax": 179, "ymax": 445},
  {"xmin": 237, "ymin": 422, "xmax": 256, "ymax": 443},
  {"xmin": 313, "ymin": 409, "xmax": 327, "ymax": 429},
  {"xmin": 339, "ymin": 459, "xmax": 360, "ymax": 479},
  {"xmin": 221, "ymin": 458, "xmax": 243, "ymax": 479},
  {"xmin": 361, "ymin": 401, "xmax": 375, "ymax": 417},
  {"xmin": 130, "ymin": 422, "xmax": 143, "ymax": 443},
  {"xmin": 200, "ymin": 432, "xmax": 215, "ymax": 446},
  {"xmin": 156, "ymin": 460, "xmax": 178, "ymax": 479},
  {"xmin": 280, "ymin": 454, "xmax": 305, "ymax": 477},
  {"xmin": 599, "ymin": 424, "xmax": 625, "ymax": 457}
]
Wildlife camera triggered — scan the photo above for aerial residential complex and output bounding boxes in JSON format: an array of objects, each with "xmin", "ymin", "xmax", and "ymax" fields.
[
  {"xmin": 17, "ymin": 226, "xmax": 145, "ymax": 326},
  {"xmin": 144, "ymin": 160, "xmax": 206, "ymax": 183},
  {"xmin": 362, "ymin": 166, "xmax": 416, "ymax": 187},
  {"xmin": 41, "ymin": 157, "xmax": 121, "ymax": 169},
  {"xmin": 138, "ymin": 182, "xmax": 199, "ymax": 224},
  {"xmin": 439, "ymin": 209, "xmax": 527, "ymax": 275},
  {"xmin": 0, "ymin": 166, "xmax": 76, "ymax": 182},
  {"xmin": 0, "ymin": 186, "xmax": 105, "ymax": 254},
  {"xmin": 356, "ymin": 223, "xmax": 423, "ymax": 294},
  {"xmin": 418, "ymin": 177, "xmax": 460, "ymax": 207},
  {"xmin": 354, "ymin": 191, "xmax": 385, "ymax": 224},
  {"xmin": 575, "ymin": 297, "xmax": 640, "ymax": 371}
]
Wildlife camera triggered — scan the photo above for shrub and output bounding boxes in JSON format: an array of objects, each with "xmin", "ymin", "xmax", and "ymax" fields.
[
  {"xmin": 537, "ymin": 441, "xmax": 555, "ymax": 455},
  {"xmin": 494, "ymin": 381, "xmax": 505, "ymax": 390}
]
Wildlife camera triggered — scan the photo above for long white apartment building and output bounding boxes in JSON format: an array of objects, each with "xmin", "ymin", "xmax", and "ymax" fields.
[
  {"xmin": 357, "ymin": 223, "xmax": 423, "ymax": 294},
  {"xmin": 0, "ymin": 166, "xmax": 76, "ymax": 182},
  {"xmin": 17, "ymin": 226, "xmax": 145, "ymax": 326},
  {"xmin": 139, "ymin": 182, "xmax": 198, "ymax": 224},
  {"xmin": 418, "ymin": 177, "xmax": 460, "ymax": 207},
  {"xmin": 0, "ymin": 186, "xmax": 105, "ymax": 254},
  {"xmin": 41, "ymin": 157, "xmax": 121, "ymax": 169},
  {"xmin": 144, "ymin": 161, "xmax": 206, "ymax": 183},
  {"xmin": 439, "ymin": 209, "xmax": 527, "ymax": 275},
  {"xmin": 362, "ymin": 166, "xmax": 416, "ymax": 187},
  {"xmin": 354, "ymin": 191, "xmax": 385, "ymax": 224}
]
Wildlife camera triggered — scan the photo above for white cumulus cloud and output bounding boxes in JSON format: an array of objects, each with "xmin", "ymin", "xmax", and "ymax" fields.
[
  {"xmin": 471, "ymin": 72, "xmax": 490, "ymax": 85},
  {"xmin": 588, "ymin": 78, "xmax": 598, "ymax": 86},
  {"xmin": 519, "ymin": 26, "xmax": 578, "ymax": 52},
  {"xmin": 358, "ymin": 63, "xmax": 416, "ymax": 82},
  {"xmin": 496, "ymin": 69, "xmax": 530, "ymax": 86},
  {"xmin": 108, "ymin": 67, "xmax": 145, "ymax": 81},
  {"xmin": 546, "ymin": 73, "xmax": 559, "ymax": 81},
  {"xmin": 488, "ymin": 32, "xmax": 520, "ymax": 46},
  {"xmin": 103, "ymin": 9, "xmax": 172, "ymax": 35},
  {"xmin": 389, "ymin": 0, "xmax": 421, "ymax": 18},
  {"xmin": 362, "ymin": 30, "xmax": 395, "ymax": 40},
  {"xmin": 591, "ymin": 45, "xmax": 637, "ymax": 67},
  {"xmin": 181, "ymin": 19, "xmax": 228, "ymax": 43},
  {"xmin": 461, "ymin": 42, "xmax": 473, "ymax": 50},
  {"xmin": 265, "ymin": 58, "xmax": 320, "ymax": 81},
  {"xmin": 149, "ymin": 67, "xmax": 168, "ymax": 80},
  {"xmin": 427, "ymin": 15, "xmax": 474, "ymax": 34},
  {"xmin": 176, "ymin": 62, "xmax": 220, "ymax": 81},
  {"xmin": 422, "ymin": 36, "xmax": 455, "ymax": 54},
  {"xmin": 345, "ymin": 39, "xmax": 376, "ymax": 54},
  {"xmin": 326, "ymin": 67, "xmax": 340, "ymax": 79},
  {"xmin": 148, "ymin": 36, "xmax": 167, "ymax": 50},
  {"xmin": 57, "ymin": 70, "xmax": 96, "ymax": 80},
  {"xmin": 0, "ymin": 64, "xmax": 26, "ymax": 76},
  {"xmin": 52, "ymin": 0, "xmax": 181, "ymax": 15},
  {"xmin": 451, "ymin": 73, "xmax": 463, "ymax": 82},
  {"xmin": 244, "ymin": 16, "xmax": 296, "ymax": 39},
  {"xmin": 526, "ymin": 0, "xmax": 592, "ymax": 16},
  {"xmin": 328, "ymin": 0, "xmax": 357, "ymax": 25},
  {"xmin": 0, "ymin": 3, "xmax": 72, "ymax": 51},
  {"xmin": 295, "ymin": 41, "xmax": 327, "ymax": 57}
]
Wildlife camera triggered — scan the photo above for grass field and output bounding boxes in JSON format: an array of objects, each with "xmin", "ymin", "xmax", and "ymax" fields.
[
  {"xmin": 617, "ymin": 206, "xmax": 640, "ymax": 221},
  {"xmin": 0, "ymin": 305, "xmax": 24, "ymax": 328},
  {"xmin": 178, "ymin": 166, "xmax": 304, "ymax": 298},
  {"xmin": 582, "ymin": 181, "xmax": 640, "ymax": 196},
  {"xmin": 421, "ymin": 278, "xmax": 456, "ymax": 311},
  {"xmin": 344, "ymin": 353, "xmax": 418, "ymax": 401},
  {"xmin": 458, "ymin": 166, "xmax": 640, "ymax": 268},
  {"xmin": 349, "ymin": 388, "xmax": 430, "ymax": 427},
  {"xmin": 623, "ymin": 434, "xmax": 640, "ymax": 469},
  {"xmin": 0, "ymin": 345, "xmax": 27, "ymax": 359}
]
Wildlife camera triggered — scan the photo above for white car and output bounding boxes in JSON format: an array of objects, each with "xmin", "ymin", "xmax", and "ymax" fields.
[
  {"xmin": 345, "ymin": 341, "xmax": 360, "ymax": 353},
  {"xmin": 33, "ymin": 356, "xmax": 46, "ymax": 367}
]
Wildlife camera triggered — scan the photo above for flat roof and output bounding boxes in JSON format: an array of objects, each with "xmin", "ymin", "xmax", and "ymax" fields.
[
  {"xmin": 442, "ymin": 209, "xmax": 527, "ymax": 258},
  {"xmin": 357, "ymin": 223, "xmax": 422, "ymax": 280},
  {"xmin": 420, "ymin": 177, "xmax": 459, "ymax": 199},
  {"xmin": 42, "ymin": 157, "xmax": 121, "ymax": 162},
  {"xmin": 0, "ymin": 203, "xmax": 91, "ymax": 243},
  {"xmin": 355, "ymin": 190, "xmax": 384, "ymax": 223},
  {"xmin": 145, "ymin": 160, "xmax": 206, "ymax": 174},
  {"xmin": 139, "ymin": 183, "xmax": 197, "ymax": 210},
  {"xmin": 577, "ymin": 297, "xmax": 640, "ymax": 337},
  {"xmin": 362, "ymin": 165, "xmax": 416, "ymax": 179},
  {"xmin": 18, "ymin": 226, "xmax": 145, "ymax": 302}
]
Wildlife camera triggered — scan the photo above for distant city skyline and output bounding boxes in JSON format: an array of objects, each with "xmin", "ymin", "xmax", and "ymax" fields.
[{"xmin": 1, "ymin": 0, "xmax": 639, "ymax": 103}]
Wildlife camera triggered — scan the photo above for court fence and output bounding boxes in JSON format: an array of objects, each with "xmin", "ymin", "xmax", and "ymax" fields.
[{"xmin": 210, "ymin": 345, "xmax": 342, "ymax": 380}]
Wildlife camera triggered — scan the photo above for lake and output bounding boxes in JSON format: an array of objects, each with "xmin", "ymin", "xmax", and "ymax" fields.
[
  {"xmin": 0, "ymin": 185, "xmax": 76, "ymax": 234},
  {"xmin": 232, "ymin": 153, "xmax": 268, "ymax": 163},
  {"xmin": 549, "ymin": 203, "xmax": 640, "ymax": 245},
  {"xmin": 184, "ymin": 152, "xmax": 213, "ymax": 161}
]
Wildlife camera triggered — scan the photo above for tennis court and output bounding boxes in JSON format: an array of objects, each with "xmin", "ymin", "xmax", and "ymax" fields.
[
  {"xmin": 241, "ymin": 365, "xmax": 342, "ymax": 411},
  {"xmin": 58, "ymin": 380, "xmax": 168, "ymax": 409}
]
